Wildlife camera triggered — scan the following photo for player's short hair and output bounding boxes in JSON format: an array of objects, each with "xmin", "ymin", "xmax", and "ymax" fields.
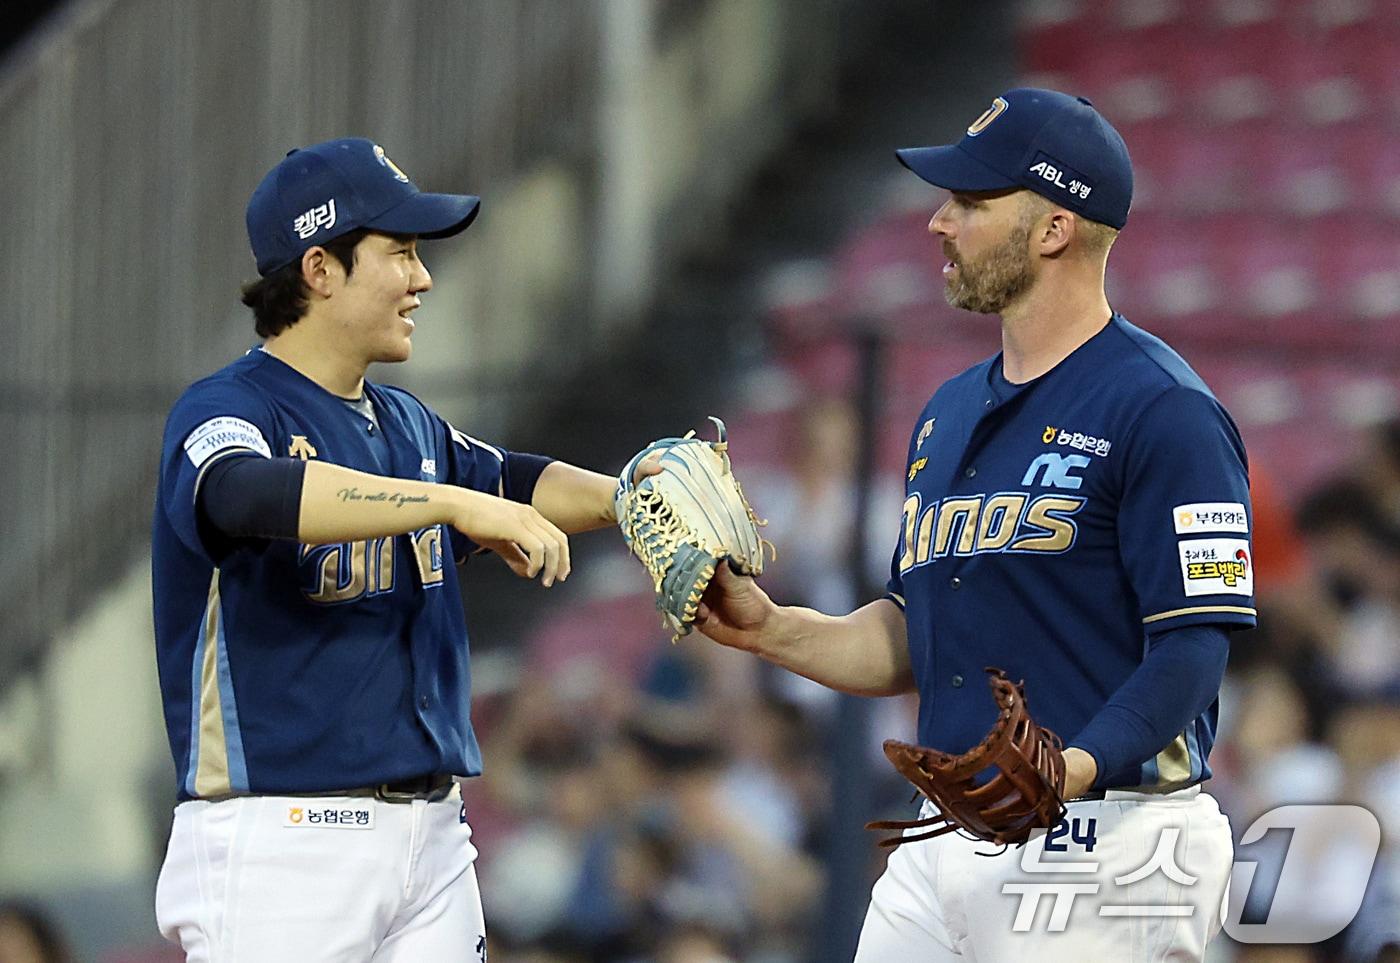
[
  {"xmin": 1019, "ymin": 191, "xmax": 1119, "ymax": 257},
  {"xmin": 239, "ymin": 228, "xmax": 371, "ymax": 338}
]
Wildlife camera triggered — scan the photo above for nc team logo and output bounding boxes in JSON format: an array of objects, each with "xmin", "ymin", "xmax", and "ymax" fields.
[
  {"xmin": 1022, "ymin": 452, "xmax": 1090, "ymax": 490},
  {"xmin": 293, "ymin": 198, "xmax": 337, "ymax": 239}
]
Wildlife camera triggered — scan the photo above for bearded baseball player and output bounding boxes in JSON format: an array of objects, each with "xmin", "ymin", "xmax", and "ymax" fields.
[
  {"xmin": 151, "ymin": 138, "xmax": 636, "ymax": 960},
  {"xmin": 695, "ymin": 88, "xmax": 1252, "ymax": 960}
]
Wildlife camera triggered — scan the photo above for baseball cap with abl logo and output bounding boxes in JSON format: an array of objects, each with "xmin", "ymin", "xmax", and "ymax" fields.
[
  {"xmin": 246, "ymin": 137, "xmax": 481, "ymax": 276},
  {"xmin": 896, "ymin": 88, "xmax": 1132, "ymax": 229}
]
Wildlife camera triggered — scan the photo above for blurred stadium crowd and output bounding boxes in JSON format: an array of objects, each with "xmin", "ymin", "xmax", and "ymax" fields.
[
  {"xmin": 2, "ymin": 0, "xmax": 1400, "ymax": 961},
  {"xmin": 457, "ymin": 2, "xmax": 1400, "ymax": 960},
  {"xmin": 459, "ymin": 417, "xmax": 1400, "ymax": 963}
]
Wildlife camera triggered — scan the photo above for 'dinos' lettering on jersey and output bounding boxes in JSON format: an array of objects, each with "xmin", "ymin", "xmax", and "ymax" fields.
[
  {"xmin": 412, "ymin": 526, "xmax": 445, "ymax": 587},
  {"xmin": 897, "ymin": 492, "xmax": 1086, "ymax": 572},
  {"xmin": 299, "ymin": 538, "xmax": 396, "ymax": 604},
  {"xmin": 297, "ymin": 530, "xmax": 448, "ymax": 601}
]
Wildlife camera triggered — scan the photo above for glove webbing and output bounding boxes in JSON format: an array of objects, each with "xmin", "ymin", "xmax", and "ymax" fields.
[{"xmin": 867, "ymin": 669, "xmax": 1067, "ymax": 849}]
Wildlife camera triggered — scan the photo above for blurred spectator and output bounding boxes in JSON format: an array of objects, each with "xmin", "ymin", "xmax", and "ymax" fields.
[
  {"xmin": 1296, "ymin": 480, "xmax": 1400, "ymax": 699},
  {"xmin": 1232, "ymin": 949, "xmax": 1322, "ymax": 963},
  {"xmin": 0, "ymin": 903, "xmax": 71, "ymax": 963},
  {"xmin": 744, "ymin": 397, "xmax": 903, "ymax": 723},
  {"xmin": 656, "ymin": 924, "xmax": 738, "ymax": 963},
  {"xmin": 1213, "ymin": 665, "xmax": 1341, "ymax": 818},
  {"xmin": 750, "ymin": 397, "xmax": 864, "ymax": 615},
  {"xmin": 473, "ymin": 653, "xmax": 824, "ymax": 963},
  {"xmin": 1249, "ymin": 467, "xmax": 1311, "ymax": 591},
  {"xmin": 1360, "ymin": 419, "xmax": 1400, "ymax": 527}
]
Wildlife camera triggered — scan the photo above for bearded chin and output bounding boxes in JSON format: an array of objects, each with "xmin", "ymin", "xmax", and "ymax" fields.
[{"xmin": 943, "ymin": 236, "xmax": 1035, "ymax": 315}]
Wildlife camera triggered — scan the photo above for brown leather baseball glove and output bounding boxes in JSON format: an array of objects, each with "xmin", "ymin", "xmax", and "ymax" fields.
[{"xmin": 868, "ymin": 668, "xmax": 1067, "ymax": 848}]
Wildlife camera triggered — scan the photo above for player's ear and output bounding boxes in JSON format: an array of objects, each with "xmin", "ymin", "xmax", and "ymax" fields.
[
  {"xmin": 300, "ymin": 246, "xmax": 337, "ymax": 297},
  {"xmin": 1037, "ymin": 209, "xmax": 1073, "ymax": 257}
]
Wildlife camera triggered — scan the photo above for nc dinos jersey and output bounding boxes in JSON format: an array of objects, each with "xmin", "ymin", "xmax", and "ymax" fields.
[
  {"xmin": 153, "ymin": 350, "xmax": 511, "ymax": 800},
  {"xmin": 887, "ymin": 315, "xmax": 1254, "ymax": 789}
]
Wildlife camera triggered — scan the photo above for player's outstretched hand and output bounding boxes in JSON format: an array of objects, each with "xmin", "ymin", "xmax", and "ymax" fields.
[
  {"xmin": 451, "ymin": 489, "xmax": 571, "ymax": 587},
  {"xmin": 693, "ymin": 564, "xmax": 775, "ymax": 651}
]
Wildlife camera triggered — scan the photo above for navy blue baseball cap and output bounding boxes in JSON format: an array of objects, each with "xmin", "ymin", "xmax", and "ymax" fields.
[
  {"xmin": 896, "ymin": 88, "xmax": 1133, "ymax": 230},
  {"xmin": 246, "ymin": 137, "xmax": 481, "ymax": 276}
]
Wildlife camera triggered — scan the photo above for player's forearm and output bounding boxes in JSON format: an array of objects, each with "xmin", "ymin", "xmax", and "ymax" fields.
[
  {"xmin": 1068, "ymin": 624, "xmax": 1228, "ymax": 788},
  {"xmin": 750, "ymin": 599, "xmax": 913, "ymax": 697},
  {"xmin": 529, "ymin": 461, "xmax": 617, "ymax": 534},
  {"xmin": 297, "ymin": 461, "xmax": 465, "ymax": 543}
]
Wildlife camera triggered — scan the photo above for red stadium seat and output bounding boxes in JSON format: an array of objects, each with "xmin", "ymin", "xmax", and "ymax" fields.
[
  {"xmin": 1165, "ymin": 32, "xmax": 1279, "ymax": 126},
  {"xmin": 1121, "ymin": 122, "xmax": 1254, "ymax": 215},
  {"xmin": 1018, "ymin": 2, "xmax": 1099, "ymax": 73},
  {"xmin": 1261, "ymin": 35, "xmax": 1371, "ymax": 126},
  {"xmin": 1107, "ymin": 216, "xmax": 1232, "ymax": 340},
  {"xmin": 1351, "ymin": 34, "xmax": 1400, "ymax": 128},
  {"xmin": 1250, "ymin": 126, "xmax": 1354, "ymax": 217},
  {"xmin": 1313, "ymin": 217, "xmax": 1400, "ymax": 349},
  {"xmin": 1207, "ymin": 215, "xmax": 1320, "ymax": 317},
  {"xmin": 1332, "ymin": 124, "xmax": 1400, "ymax": 218}
]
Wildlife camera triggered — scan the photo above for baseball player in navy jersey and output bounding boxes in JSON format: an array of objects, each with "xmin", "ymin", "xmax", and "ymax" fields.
[
  {"xmin": 695, "ymin": 89, "xmax": 1252, "ymax": 960},
  {"xmin": 151, "ymin": 138, "xmax": 641, "ymax": 961}
]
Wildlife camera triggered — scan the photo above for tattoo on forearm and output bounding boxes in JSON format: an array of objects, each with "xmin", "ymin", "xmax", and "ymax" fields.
[{"xmin": 337, "ymin": 486, "xmax": 430, "ymax": 508}]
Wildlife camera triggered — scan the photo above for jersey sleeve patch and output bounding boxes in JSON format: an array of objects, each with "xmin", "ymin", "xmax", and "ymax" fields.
[
  {"xmin": 1178, "ymin": 538, "xmax": 1252, "ymax": 597},
  {"xmin": 1172, "ymin": 502, "xmax": 1248, "ymax": 534},
  {"xmin": 184, "ymin": 416, "xmax": 272, "ymax": 468}
]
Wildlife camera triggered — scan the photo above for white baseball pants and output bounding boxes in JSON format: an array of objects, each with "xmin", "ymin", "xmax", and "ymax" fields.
[
  {"xmin": 155, "ymin": 784, "xmax": 484, "ymax": 962},
  {"xmin": 854, "ymin": 785, "xmax": 1233, "ymax": 962}
]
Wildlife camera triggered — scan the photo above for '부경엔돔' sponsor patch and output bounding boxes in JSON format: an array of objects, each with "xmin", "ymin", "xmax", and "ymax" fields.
[{"xmin": 1172, "ymin": 502, "xmax": 1248, "ymax": 535}]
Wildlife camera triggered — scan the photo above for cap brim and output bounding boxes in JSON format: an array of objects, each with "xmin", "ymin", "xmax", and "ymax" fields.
[
  {"xmin": 895, "ymin": 144, "xmax": 1019, "ymax": 192},
  {"xmin": 366, "ymin": 191, "xmax": 481, "ymax": 239}
]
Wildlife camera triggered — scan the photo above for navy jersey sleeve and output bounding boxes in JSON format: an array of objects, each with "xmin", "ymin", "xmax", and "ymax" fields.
[
  {"xmin": 1117, "ymin": 385, "xmax": 1257, "ymax": 631},
  {"xmin": 886, "ymin": 523, "xmax": 908, "ymax": 610},
  {"xmin": 887, "ymin": 412, "xmax": 932, "ymax": 611},
  {"xmin": 441, "ymin": 421, "xmax": 507, "ymax": 498},
  {"xmin": 159, "ymin": 377, "xmax": 277, "ymax": 562},
  {"xmin": 438, "ymin": 420, "xmax": 511, "ymax": 559}
]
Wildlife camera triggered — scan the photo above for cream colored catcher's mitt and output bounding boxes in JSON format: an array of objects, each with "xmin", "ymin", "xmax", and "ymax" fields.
[{"xmin": 615, "ymin": 417, "xmax": 771, "ymax": 640}]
